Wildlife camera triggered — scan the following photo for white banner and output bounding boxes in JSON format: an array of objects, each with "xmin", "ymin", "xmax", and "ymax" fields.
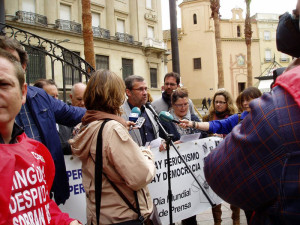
[
  {"xmin": 148, "ymin": 137, "xmax": 223, "ymax": 224},
  {"xmin": 60, "ymin": 137, "xmax": 223, "ymax": 225},
  {"xmin": 59, "ymin": 155, "xmax": 87, "ymax": 225}
]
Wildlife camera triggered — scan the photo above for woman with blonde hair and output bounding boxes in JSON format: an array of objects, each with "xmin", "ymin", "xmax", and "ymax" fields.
[
  {"xmin": 70, "ymin": 70, "xmax": 156, "ymax": 225},
  {"xmin": 203, "ymin": 89, "xmax": 238, "ymax": 122}
]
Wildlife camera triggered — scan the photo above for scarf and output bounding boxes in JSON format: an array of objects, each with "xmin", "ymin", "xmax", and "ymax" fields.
[{"xmin": 81, "ymin": 110, "xmax": 127, "ymax": 128}]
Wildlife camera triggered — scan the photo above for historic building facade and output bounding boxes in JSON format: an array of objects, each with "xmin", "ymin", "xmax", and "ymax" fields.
[
  {"xmin": 163, "ymin": 0, "xmax": 291, "ymax": 101},
  {"xmin": 4, "ymin": 0, "xmax": 166, "ymax": 99}
]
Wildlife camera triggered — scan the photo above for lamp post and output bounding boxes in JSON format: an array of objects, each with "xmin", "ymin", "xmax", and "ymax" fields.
[{"xmin": 169, "ymin": 0, "xmax": 180, "ymax": 75}]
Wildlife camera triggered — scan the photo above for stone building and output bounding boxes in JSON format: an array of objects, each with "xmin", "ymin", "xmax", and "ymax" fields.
[
  {"xmin": 163, "ymin": 0, "xmax": 291, "ymax": 101},
  {"xmin": 4, "ymin": 0, "xmax": 166, "ymax": 99}
]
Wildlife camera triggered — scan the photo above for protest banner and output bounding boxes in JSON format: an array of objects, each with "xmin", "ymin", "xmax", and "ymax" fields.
[
  {"xmin": 60, "ymin": 137, "xmax": 223, "ymax": 225},
  {"xmin": 59, "ymin": 155, "xmax": 87, "ymax": 225},
  {"xmin": 148, "ymin": 136, "xmax": 223, "ymax": 224}
]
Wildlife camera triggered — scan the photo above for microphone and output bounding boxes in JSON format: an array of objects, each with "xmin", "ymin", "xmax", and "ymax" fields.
[
  {"xmin": 145, "ymin": 102, "xmax": 159, "ymax": 118},
  {"xmin": 129, "ymin": 107, "xmax": 141, "ymax": 122},
  {"xmin": 158, "ymin": 111, "xmax": 180, "ymax": 124}
]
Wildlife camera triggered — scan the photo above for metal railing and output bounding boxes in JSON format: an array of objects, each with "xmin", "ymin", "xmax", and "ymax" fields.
[
  {"xmin": 92, "ymin": 26, "xmax": 110, "ymax": 39},
  {"xmin": 115, "ymin": 32, "xmax": 134, "ymax": 44},
  {"xmin": 0, "ymin": 23, "xmax": 94, "ymax": 102},
  {"xmin": 55, "ymin": 19, "xmax": 82, "ymax": 33},
  {"xmin": 15, "ymin": 11, "xmax": 47, "ymax": 26}
]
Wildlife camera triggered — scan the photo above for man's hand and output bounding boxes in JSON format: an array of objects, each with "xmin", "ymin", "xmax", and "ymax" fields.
[{"xmin": 125, "ymin": 121, "xmax": 137, "ymax": 131}]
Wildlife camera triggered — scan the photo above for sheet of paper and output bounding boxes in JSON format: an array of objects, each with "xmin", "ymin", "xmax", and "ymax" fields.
[
  {"xmin": 180, "ymin": 133, "xmax": 201, "ymax": 143},
  {"xmin": 145, "ymin": 137, "xmax": 163, "ymax": 149}
]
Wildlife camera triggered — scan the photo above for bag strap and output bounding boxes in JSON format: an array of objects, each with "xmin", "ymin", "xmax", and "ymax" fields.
[{"xmin": 95, "ymin": 119, "xmax": 111, "ymax": 225}]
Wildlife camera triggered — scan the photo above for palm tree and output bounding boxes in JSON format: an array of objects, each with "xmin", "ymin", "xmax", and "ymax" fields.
[
  {"xmin": 82, "ymin": 0, "xmax": 95, "ymax": 69},
  {"xmin": 245, "ymin": 0, "xmax": 252, "ymax": 87},
  {"xmin": 210, "ymin": 0, "xmax": 224, "ymax": 88}
]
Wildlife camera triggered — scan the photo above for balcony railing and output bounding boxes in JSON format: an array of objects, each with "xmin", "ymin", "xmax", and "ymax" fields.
[
  {"xmin": 55, "ymin": 19, "xmax": 81, "ymax": 33},
  {"xmin": 15, "ymin": 11, "xmax": 47, "ymax": 26},
  {"xmin": 92, "ymin": 26, "xmax": 110, "ymax": 39},
  {"xmin": 115, "ymin": 32, "xmax": 134, "ymax": 44},
  {"xmin": 144, "ymin": 38, "xmax": 166, "ymax": 49}
]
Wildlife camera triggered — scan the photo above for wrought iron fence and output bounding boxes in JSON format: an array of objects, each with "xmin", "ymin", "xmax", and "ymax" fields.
[
  {"xmin": 15, "ymin": 11, "xmax": 48, "ymax": 26},
  {"xmin": 55, "ymin": 19, "xmax": 82, "ymax": 33},
  {"xmin": 0, "ymin": 23, "xmax": 94, "ymax": 102}
]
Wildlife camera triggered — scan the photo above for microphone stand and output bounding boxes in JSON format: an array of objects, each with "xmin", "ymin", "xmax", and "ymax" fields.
[{"xmin": 145, "ymin": 104, "xmax": 216, "ymax": 224}]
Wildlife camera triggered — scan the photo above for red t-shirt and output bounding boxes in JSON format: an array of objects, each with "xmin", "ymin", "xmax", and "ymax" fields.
[{"xmin": 0, "ymin": 132, "xmax": 75, "ymax": 225}]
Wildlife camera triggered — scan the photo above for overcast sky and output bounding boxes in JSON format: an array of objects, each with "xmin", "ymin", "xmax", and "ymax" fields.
[{"xmin": 161, "ymin": 0, "xmax": 297, "ymax": 30}]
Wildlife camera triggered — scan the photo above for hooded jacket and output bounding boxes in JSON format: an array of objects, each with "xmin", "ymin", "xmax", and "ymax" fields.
[{"xmin": 70, "ymin": 111, "xmax": 156, "ymax": 225}]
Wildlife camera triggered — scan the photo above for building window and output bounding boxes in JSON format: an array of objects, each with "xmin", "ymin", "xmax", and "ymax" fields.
[
  {"xmin": 280, "ymin": 53, "xmax": 289, "ymax": 62},
  {"xmin": 193, "ymin": 58, "xmax": 201, "ymax": 70},
  {"xmin": 23, "ymin": 0, "xmax": 35, "ymax": 12},
  {"xmin": 96, "ymin": 55, "xmax": 109, "ymax": 70},
  {"xmin": 92, "ymin": 12, "xmax": 100, "ymax": 27},
  {"xmin": 265, "ymin": 49, "xmax": 271, "ymax": 62},
  {"xmin": 117, "ymin": 19, "xmax": 125, "ymax": 33},
  {"xmin": 193, "ymin": 14, "xmax": 197, "ymax": 24},
  {"xmin": 147, "ymin": 26, "xmax": 154, "ymax": 39},
  {"xmin": 122, "ymin": 58, "xmax": 133, "ymax": 80},
  {"xmin": 237, "ymin": 25, "xmax": 241, "ymax": 37},
  {"xmin": 64, "ymin": 51, "xmax": 80, "ymax": 85},
  {"xmin": 146, "ymin": 0, "xmax": 152, "ymax": 9},
  {"xmin": 60, "ymin": 4, "xmax": 71, "ymax": 20},
  {"xmin": 25, "ymin": 46, "xmax": 46, "ymax": 84},
  {"xmin": 264, "ymin": 31, "xmax": 271, "ymax": 40},
  {"xmin": 150, "ymin": 68, "xmax": 157, "ymax": 88},
  {"xmin": 238, "ymin": 82, "xmax": 246, "ymax": 93}
]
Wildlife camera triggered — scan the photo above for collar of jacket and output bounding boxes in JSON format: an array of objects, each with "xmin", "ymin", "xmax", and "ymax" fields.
[
  {"xmin": 274, "ymin": 65, "xmax": 300, "ymax": 107},
  {"xmin": 82, "ymin": 110, "xmax": 127, "ymax": 127}
]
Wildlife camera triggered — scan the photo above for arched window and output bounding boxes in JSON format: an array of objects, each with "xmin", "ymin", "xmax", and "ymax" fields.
[
  {"xmin": 193, "ymin": 14, "xmax": 197, "ymax": 24},
  {"xmin": 237, "ymin": 25, "xmax": 241, "ymax": 37}
]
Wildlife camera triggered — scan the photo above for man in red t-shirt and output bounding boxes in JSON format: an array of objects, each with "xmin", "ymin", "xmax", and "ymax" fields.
[{"xmin": 0, "ymin": 49, "xmax": 80, "ymax": 225}]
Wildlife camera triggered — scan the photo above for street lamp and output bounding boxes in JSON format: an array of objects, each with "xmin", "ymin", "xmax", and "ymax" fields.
[{"xmin": 54, "ymin": 39, "xmax": 70, "ymax": 44}]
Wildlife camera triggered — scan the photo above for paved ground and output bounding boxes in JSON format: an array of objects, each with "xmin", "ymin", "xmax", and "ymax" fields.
[
  {"xmin": 195, "ymin": 202, "xmax": 247, "ymax": 225},
  {"xmin": 172, "ymin": 202, "xmax": 247, "ymax": 225}
]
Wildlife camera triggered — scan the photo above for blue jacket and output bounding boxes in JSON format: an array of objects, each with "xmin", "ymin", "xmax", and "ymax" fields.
[
  {"xmin": 16, "ymin": 86, "xmax": 86, "ymax": 204},
  {"xmin": 208, "ymin": 111, "xmax": 248, "ymax": 134}
]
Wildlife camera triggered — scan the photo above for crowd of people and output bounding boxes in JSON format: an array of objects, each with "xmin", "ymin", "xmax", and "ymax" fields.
[{"xmin": 0, "ymin": 1, "xmax": 300, "ymax": 225}]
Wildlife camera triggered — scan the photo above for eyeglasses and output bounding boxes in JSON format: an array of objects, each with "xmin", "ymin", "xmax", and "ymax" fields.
[
  {"xmin": 214, "ymin": 101, "xmax": 227, "ymax": 105},
  {"xmin": 174, "ymin": 103, "xmax": 189, "ymax": 108},
  {"xmin": 131, "ymin": 87, "xmax": 148, "ymax": 92},
  {"xmin": 164, "ymin": 82, "xmax": 177, "ymax": 87}
]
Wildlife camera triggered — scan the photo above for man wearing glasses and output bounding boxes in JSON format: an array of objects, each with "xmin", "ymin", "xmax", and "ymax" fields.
[
  {"xmin": 122, "ymin": 75, "xmax": 160, "ymax": 146},
  {"xmin": 152, "ymin": 72, "xmax": 196, "ymax": 115}
]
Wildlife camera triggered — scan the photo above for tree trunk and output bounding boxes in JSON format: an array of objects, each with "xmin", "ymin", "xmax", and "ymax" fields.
[
  {"xmin": 82, "ymin": 0, "xmax": 95, "ymax": 70},
  {"xmin": 245, "ymin": 0, "xmax": 252, "ymax": 87},
  {"xmin": 210, "ymin": 0, "xmax": 224, "ymax": 88}
]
